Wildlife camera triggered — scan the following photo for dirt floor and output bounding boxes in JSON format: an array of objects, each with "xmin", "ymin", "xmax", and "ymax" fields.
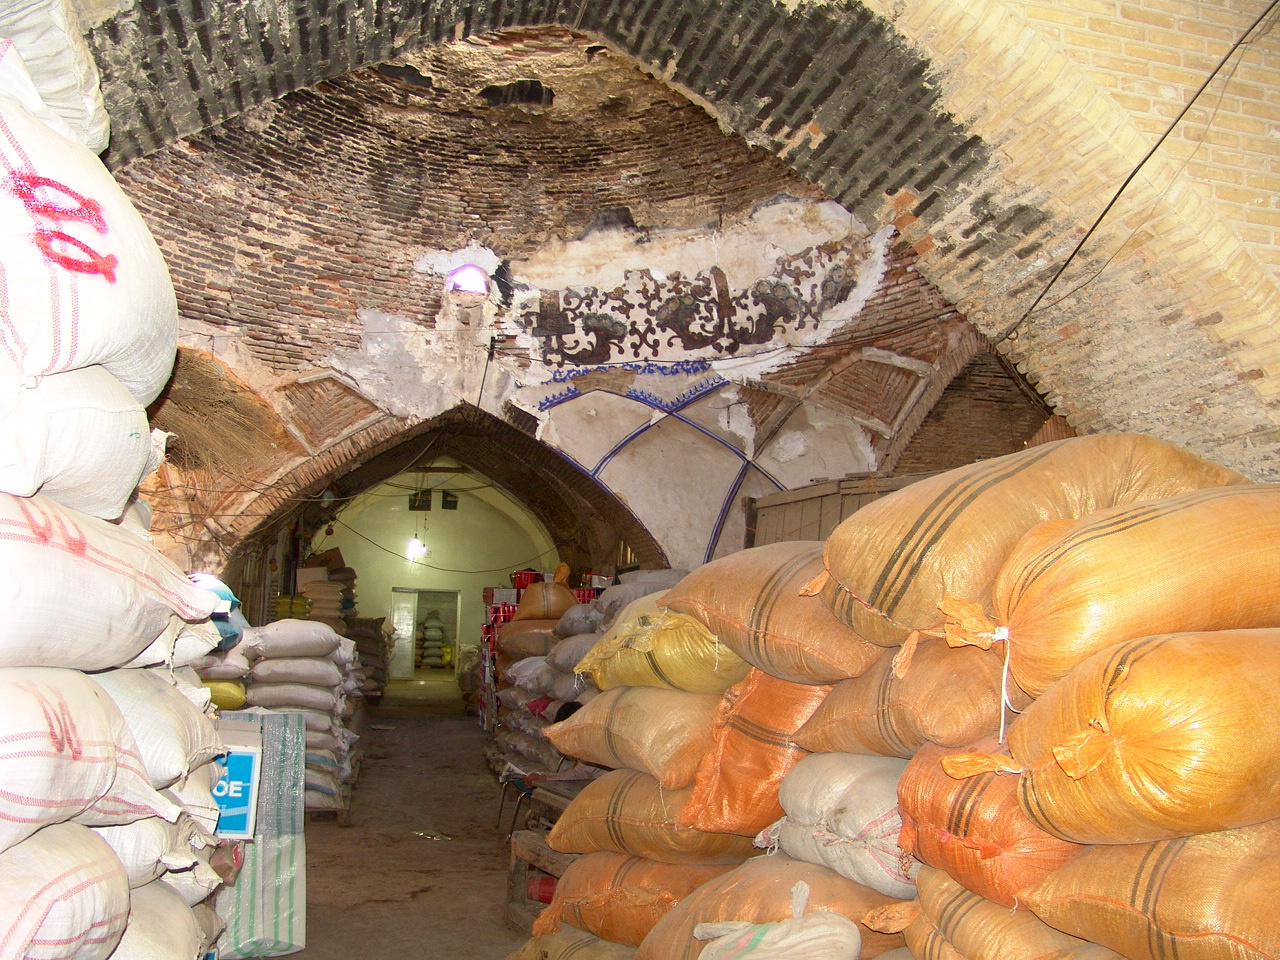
[{"xmin": 294, "ymin": 675, "xmax": 530, "ymax": 960}]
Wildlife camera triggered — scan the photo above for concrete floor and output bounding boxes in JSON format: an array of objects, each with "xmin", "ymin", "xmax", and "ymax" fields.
[{"xmin": 293, "ymin": 674, "xmax": 530, "ymax": 960}]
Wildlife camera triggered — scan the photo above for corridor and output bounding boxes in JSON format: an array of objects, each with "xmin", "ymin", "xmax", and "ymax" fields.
[{"xmin": 297, "ymin": 679, "xmax": 528, "ymax": 960}]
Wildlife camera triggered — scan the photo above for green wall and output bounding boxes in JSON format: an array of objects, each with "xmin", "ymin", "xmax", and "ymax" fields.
[{"xmin": 309, "ymin": 463, "xmax": 559, "ymax": 652}]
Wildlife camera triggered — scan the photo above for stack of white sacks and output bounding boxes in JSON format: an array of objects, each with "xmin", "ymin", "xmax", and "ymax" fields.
[
  {"xmin": 0, "ymin": 33, "xmax": 234, "ymax": 960},
  {"xmin": 229, "ymin": 619, "xmax": 364, "ymax": 813}
]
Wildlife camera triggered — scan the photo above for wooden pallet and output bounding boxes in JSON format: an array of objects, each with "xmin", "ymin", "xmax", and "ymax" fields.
[{"xmin": 506, "ymin": 829, "xmax": 578, "ymax": 935}]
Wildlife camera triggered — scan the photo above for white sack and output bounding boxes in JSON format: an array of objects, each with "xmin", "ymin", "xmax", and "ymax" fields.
[
  {"xmin": 0, "ymin": 42, "xmax": 176, "ymax": 404},
  {"xmin": 760, "ymin": 752, "xmax": 917, "ymax": 900},
  {"xmin": 0, "ymin": 667, "xmax": 180, "ymax": 854},
  {"xmin": 91, "ymin": 815, "xmax": 212, "ymax": 888},
  {"xmin": 90, "ymin": 667, "xmax": 224, "ymax": 789},
  {"xmin": 0, "ymin": 822, "xmax": 130, "ymax": 960},
  {"xmin": 0, "ymin": 493, "xmax": 217, "ymax": 670},
  {"xmin": 0, "ymin": 365, "xmax": 155, "ymax": 519},
  {"xmin": 110, "ymin": 881, "xmax": 203, "ymax": 960},
  {"xmin": 244, "ymin": 681, "xmax": 344, "ymax": 715},
  {"xmin": 240, "ymin": 619, "xmax": 340, "ymax": 660},
  {"xmin": 250, "ymin": 656, "xmax": 342, "ymax": 687}
]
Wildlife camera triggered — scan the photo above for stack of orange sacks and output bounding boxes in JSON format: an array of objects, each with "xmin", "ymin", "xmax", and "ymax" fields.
[{"xmin": 509, "ymin": 433, "xmax": 1280, "ymax": 960}]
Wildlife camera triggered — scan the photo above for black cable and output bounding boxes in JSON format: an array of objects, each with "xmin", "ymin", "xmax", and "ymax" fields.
[{"xmin": 995, "ymin": 0, "xmax": 1280, "ymax": 344}]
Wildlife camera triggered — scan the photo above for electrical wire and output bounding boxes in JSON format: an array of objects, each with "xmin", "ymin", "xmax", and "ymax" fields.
[
  {"xmin": 994, "ymin": 0, "xmax": 1280, "ymax": 345},
  {"xmin": 326, "ymin": 516, "xmax": 557, "ymax": 574}
]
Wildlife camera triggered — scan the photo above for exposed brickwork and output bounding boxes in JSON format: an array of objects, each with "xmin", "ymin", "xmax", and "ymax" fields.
[{"xmin": 893, "ymin": 351, "xmax": 1053, "ymax": 473}]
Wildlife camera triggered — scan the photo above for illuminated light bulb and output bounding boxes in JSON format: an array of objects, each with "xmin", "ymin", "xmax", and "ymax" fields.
[{"xmin": 407, "ymin": 536, "xmax": 426, "ymax": 560}]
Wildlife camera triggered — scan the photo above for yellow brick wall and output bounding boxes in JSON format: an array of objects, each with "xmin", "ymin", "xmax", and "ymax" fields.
[{"xmin": 1011, "ymin": 0, "xmax": 1280, "ymax": 274}]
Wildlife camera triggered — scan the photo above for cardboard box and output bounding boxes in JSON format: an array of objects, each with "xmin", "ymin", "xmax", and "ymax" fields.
[{"xmin": 213, "ymin": 719, "xmax": 263, "ymax": 840}]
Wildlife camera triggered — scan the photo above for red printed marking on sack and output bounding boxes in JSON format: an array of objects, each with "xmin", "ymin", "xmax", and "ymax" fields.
[{"xmin": 4, "ymin": 172, "xmax": 117, "ymax": 283}]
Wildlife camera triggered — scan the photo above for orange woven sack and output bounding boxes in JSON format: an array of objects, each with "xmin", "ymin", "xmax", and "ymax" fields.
[
  {"xmin": 949, "ymin": 631, "xmax": 1280, "ymax": 844},
  {"xmin": 948, "ymin": 484, "xmax": 1280, "ymax": 697},
  {"xmin": 814, "ymin": 434, "xmax": 1245, "ymax": 647},
  {"xmin": 546, "ymin": 770, "xmax": 756, "ymax": 865},
  {"xmin": 657, "ymin": 541, "xmax": 882, "ymax": 684},
  {"xmin": 897, "ymin": 738, "xmax": 1084, "ymax": 907},
  {"xmin": 515, "ymin": 581, "xmax": 579, "ymax": 623},
  {"xmin": 793, "ymin": 639, "xmax": 1019, "ymax": 759},
  {"xmin": 902, "ymin": 912, "xmax": 966, "ymax": 960},
  {"xmin": 1021, "ymin": 818, "xmax": 1280, "ymax": 960},
  {"xmin": 633, "ymin": 854, "xmax": 906, "ymax": 960},
  {"xmin": 532, "ymin": 852, "xmax": 734, "ymax": 946},
  {"xmin": 680, "ymin": 669, "xmax": 832, "ymax": 837},
  {"xmin": 543, "ymin": 687, "xmax": 720, "ymax": 789},
  {"xmin": 913, "ymin": 866, "xmax": 1124, "ymax": 960}
]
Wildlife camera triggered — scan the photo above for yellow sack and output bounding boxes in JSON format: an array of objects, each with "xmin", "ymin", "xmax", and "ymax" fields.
[
  {"xmin": 575, "ymin": 592, "xmax": 749, "ymax": 694},
  {"xmin": 816, "ymin": 434, "xmax": 1245, "ymax": 646},
  {"xmin": 203, "ymin": 679, "xmax": 246, "ymax": 710}
]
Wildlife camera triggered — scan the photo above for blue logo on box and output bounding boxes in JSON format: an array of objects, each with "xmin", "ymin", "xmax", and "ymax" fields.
[{"xmin": 213, "ymin": 749, "xmax": 260, "ymax": 839}]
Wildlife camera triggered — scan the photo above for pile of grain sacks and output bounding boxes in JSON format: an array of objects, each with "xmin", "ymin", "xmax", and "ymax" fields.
[
  {"xmin": 0, "ymin": 38, "xmax": 232, "ymax": 960},
  {"xmin": 509, "ymin": 433, "xmax": 1278, "ymax": 960},
  {"xmin": 491, "ymin": 571, "xmax": 685, "ymax": 778}
]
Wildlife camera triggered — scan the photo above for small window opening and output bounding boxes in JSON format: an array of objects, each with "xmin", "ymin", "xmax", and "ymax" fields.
[
  {"xmin": 447, "ymin": 264, "xmax": 490, "ymax": 296},
  {"xmin": 479, "ymin": 79, "xmax": 554, "ymax": 108}
]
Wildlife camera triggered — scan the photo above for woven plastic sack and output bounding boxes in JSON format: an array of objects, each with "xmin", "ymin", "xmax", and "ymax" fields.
[
  {"xmin": 0, "ymin": 667, "xmax": 181, "ymax": 855},
  {"xmin": 0, "ymin": 364, "xmax": 158, "ymax": 520},
  {"xmin": 204, "ymin": 680, "xmax": 247, "ymax": 710},
  {"xmin": 250, "ymin": 657, "xmax": 343, "ymax": 687},
  {"xmin": 545, "ymin": 687, "xmax": 720, "ymax": 789},
  {"xmin": 659, "ymin": 541, "xmax": 881, "ymax": 684},
  {"xmin": 547, "ymin": 770, "xmax": 756, "ymax": 866},
  {"xmin": 0, "ymin": 822, "xmax": 130, "ymax": 960},
  {"xmin": 557, "ymin": 604, "xmax": 604, "ymax": 638},
  {"xmin": 948, "ymin": 484, "xmax": 1280, "ymax": 697},
  {"xmin": 681, "ymin": 670, "xmax": 831, "ymax": 836},
  {"xmin": 91, "ymin": 815, "xmax": 210, "ymax": 888},
  {"xmin": 515, "ymin": 581, "xmax": 579, "ymax": 622},
  {"xmin": 533, "ymin": 852, "xmax": 734, "ymax": 946},
  {"xmin": 695, "ymin": 883, "xmax": 864, "ymax": 960},
  {"xmin": 215, "ymin": 711, "xmax": 307, "ymax": 958},
  {"xmin": 0, "ymin": 493, "xmax": 218, "ymax": 670},
  {"xmin": 814, "ymin": 434, "xmax": 1246, "ymax": 646},
  {"xmin": 951, "ymin": 631, "xmax": 1280, "ymax": 844},
  {"xmin": 758, "ymin": 752, "xmax": 917, "ymax": 899},
  {"xmin": 240, "ymin": 620, "xmax": 340, "ymax": 660},
  {"xmin": 897, "ymin": 738, "xmax": 1082, "ymax": 907},
  {"xmin": 549, "ymin": 633, "xmax": 603, "ymax": 672},
  {"xmin": 1021, "ymin": 817, "xmax": 1280, "ymax": 960},
  {"xmin": 507, "ymin": 925, "xmax": 638, "ymax": 960},
  {"xmin": 0, "ymin": 43, "xmax": 177, "ymax": 405},
  {"xmin": 90, "ymin": 667, "xmax": 224, "ymax": 790},
  {"xmin": 109, "ymin": 880, "xmax": 203, "ymax": 960},
  {"xmin": 244, "ymin": 682, "xmax": 343, "ymax": 715},
  {"xmin": 793, "ymin": 638, "xmax": 1017, "ymax": 759},
  {"xmin": 500, "ymin": 619, "xmax": 562, "ymax": 661},
  {"xmin": 576, "ymin": 592, "xmax": 750, "ymax": 694},
  {"xmin": 910, "ymin": 866, "xmax": 1124, "ymax": 960},
  {"xmin": 634, "ymin": 854, "xmax": 905, "ymax": 960}
]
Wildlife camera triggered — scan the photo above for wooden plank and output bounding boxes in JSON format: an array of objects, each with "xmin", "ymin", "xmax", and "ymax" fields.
[{"xmin": 510, "ymin": 829, "xmax": 578, "ymax": 878}]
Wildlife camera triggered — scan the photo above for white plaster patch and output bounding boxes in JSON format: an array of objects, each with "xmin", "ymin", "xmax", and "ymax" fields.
[
  {"xmin": 769, "ymin": 432, "xmax": 808, "ymax": 463},
  {"xmin": 414, "ymin": 243, "xmax": 502, "ymax": 277},
  {"xmin": 323, "ymin": 308, "xmax": 492, "ymax": 420},
  {"xmin": 511, "ymin": 197, "xmax": 866, "ymax": 292}
]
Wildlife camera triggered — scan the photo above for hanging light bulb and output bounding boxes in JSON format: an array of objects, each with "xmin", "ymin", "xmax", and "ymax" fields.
[{"xmin": 406, "ymin": 536, "xmax": 424, "ymax": 560}]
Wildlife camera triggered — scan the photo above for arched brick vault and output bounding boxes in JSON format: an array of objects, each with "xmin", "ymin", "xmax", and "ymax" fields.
[{"xmin": 85, "ymin": 0, "xmax": 1280, "ymax": 566}]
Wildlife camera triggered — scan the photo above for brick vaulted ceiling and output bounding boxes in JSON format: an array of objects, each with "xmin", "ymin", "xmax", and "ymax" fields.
[{"xmin": 70, "ymin": 0, "xmax": 1280, "ymax": 566}]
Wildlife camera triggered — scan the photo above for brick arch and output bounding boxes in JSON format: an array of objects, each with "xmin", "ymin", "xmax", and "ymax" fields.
[
  {"xmin": 90, "ymin": 0, "xmax": 1280, "ymax": 481},
  {"xmin": 178, "ymin": 400, "xmax": 667, "ymax": 577}
]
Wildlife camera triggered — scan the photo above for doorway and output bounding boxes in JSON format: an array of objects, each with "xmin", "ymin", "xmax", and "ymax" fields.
[{"xmin": 388, "ymin": 587, "xmax": 461, "ymax": 680}]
